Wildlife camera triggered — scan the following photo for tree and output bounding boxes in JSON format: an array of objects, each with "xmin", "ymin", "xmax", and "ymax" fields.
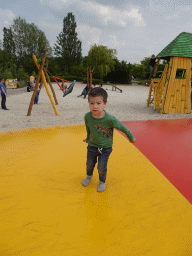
[
  {"xmin": 69, "ymin": 65, "xmax": 87, "ymax": 78},
  {"xmin": 11, "ymin": 17, "xmax": 52, "ymax": 60},
  {"xmin": 2, "ymin": 17, "xmax": 52, "ymax": 76},
  {"xmin": 87, "ymin": 44, "xmax": 116, "ymax": 80},
  {"xmin": 103, "ymin": 59, "xmax": 132, "ymax": 84},
  {"xmin": 3, "ymin": 27, "xmax": 15, "ymax": 57},
  {"xmin": 131, "ymin": 64, "xmax": 146, "ymax": 80},
  {"xmin": 16, "ymin": 65, "xmax": 29, "ymax": 81},
  {"xmin": 140, "ymin": 57, "xmax": 154, "ymax": 79},
  {"xmin": 0, "ymin": 46, "xmax": 15, "ymax": 78},
  {"xmin": 54, "ymin": 12, "xmax": 82, "ymax": 72}
]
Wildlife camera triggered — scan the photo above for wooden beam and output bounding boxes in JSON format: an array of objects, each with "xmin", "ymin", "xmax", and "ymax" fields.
[
  {"xmin": 43, "ymin": 67, "xmax": 58, "ymax": 105},
  {"xmin": 87, "ymin": 67, "xmax": 89, "ymax": 86}
]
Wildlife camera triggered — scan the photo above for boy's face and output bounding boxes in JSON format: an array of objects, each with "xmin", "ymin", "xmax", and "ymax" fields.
[{"xmin": 89, "ymin": 96, "xmax": 107, "ymax": 117}]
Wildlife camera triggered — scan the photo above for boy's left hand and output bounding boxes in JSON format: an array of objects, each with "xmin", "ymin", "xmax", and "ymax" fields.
[{"xmin": 130, "ymin": 139, "xmax": 136, "ymax": 143}]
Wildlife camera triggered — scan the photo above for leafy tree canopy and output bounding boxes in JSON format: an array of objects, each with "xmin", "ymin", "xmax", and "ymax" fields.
[
  {"xmin": 2, "ymin": 16, "xmax": 52, "ymax": 76},
  {"xmin": 10, "ymin": 17, "xmax": 52, "ymax": 60},
  {"xmin": 54, "ymin": 12, "xmax": 82, "ymax": 72},
  {"xmin": 87, "ymin": 44, "xmax": 116, "ymax": 79}
]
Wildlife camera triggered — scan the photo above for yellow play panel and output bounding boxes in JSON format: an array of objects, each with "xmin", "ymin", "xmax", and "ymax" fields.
[{"xmin": 0, "ymin": 124, "xmax": 192, "ymax": 255}]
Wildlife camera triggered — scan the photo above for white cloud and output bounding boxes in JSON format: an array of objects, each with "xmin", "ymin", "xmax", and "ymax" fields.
[
  {"xmin": 126, "ymin": 8, "xmax": 145, "ymax": 27},
  {"xmin": 77, "ymin": 24, "xmax": 102, "ymax": 55},
  {"xmin": 42, "ymin": 0, "xmax": 146, "ymax": 29},
  {"xmin": 0, "ymin": 8, "xmax": 15, "ymax": 41},
  {"xmin": 37, "ymin": 0, "xmax": 147, "ymax": 60},
  {"xmin": 104, "ymin": 34, "xmax": 125, "ymax": 48},
  {"xmin": 80, "ymin": 2, "xmax": 146, "ymax": 28},
  {"xmin": 0, "ymin": 9, "xmax": 15, "ymax": 20},
  {"xmin": 36, "ymin": 13, "xmax": 63, "ymax": 48}
]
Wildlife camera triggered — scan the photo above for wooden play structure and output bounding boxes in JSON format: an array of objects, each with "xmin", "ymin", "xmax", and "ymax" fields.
[
  {"xmin": 27, "ymin": 54, "xmax": 59, "ymax": 116},
  {"xmin": 147, "ymin": 32, "xmax": 192, "ymax": 114},
  {"xmin": 27, "ymin": 55, "xmax": 76, "ymax": 116}
]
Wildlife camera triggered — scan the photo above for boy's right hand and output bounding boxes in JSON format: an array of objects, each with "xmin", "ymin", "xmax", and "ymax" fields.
[{"xmin": 83, "ymin": 138, "xmax": 88, "ymax": 143}]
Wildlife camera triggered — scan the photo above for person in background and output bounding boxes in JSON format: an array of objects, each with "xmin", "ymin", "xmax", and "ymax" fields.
[
  {"xmin": 149, "ymin": 54, "xmax": 156, "ymax": 78},
  {"xmin": 30, "ymin": 75, "xmax": 35, "ymax": 90},
  {"xmin": 84, "ymin": 84, "xmax": 90, "ymax": 99},
  {"xmin": 34, "ymin": 79, "xmax": 41, "ymax": 105},
  {"xmin": 0, "ymin": 78, "xmax": 9, "ymax": 110},
  {"xmin": 77, "ymin": 85, "xmax": 88, "ymax": 98}
]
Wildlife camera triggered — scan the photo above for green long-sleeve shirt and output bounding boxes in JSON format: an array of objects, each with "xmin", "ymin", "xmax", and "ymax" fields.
[{"xmin": 84, "ymin": 111, "xmax": 135, "ymax": 148}]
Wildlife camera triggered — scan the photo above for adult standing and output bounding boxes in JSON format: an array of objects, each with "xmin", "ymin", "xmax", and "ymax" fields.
[
  {"xmin": 149, "ymin": 54, "xmax": 156, "ymax": 78},
  {"xmin": 0, "ymin": 78, "xmax": 9, "ymax": 110}
]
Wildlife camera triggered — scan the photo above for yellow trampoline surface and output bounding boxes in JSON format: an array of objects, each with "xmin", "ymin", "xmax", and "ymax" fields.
[{"xmin": 0, "ymin": 124, "xmax": 192, "ymax": 255}]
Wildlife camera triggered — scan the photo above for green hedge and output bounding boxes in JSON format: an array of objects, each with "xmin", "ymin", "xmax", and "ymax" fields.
[
  {"xmin": 82, "ymin": 78, "xmax": 102, "ymax": 84},
  {"xmin": 137, "ymin": 80, "xmax": 146, "ymax": 85}
]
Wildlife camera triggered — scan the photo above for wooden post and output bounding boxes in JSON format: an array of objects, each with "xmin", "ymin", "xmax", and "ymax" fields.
[
  {"xmin": 43, "ymin": 67, "xmax": 58, "ymax": 105},
  {"xmin": 62, "ymin": 81, "xmax": 65, "ymax": 90},
  {"xmin": 147, "ymin": 80, "xmax": 154, "ymax": 107},
  {"xmin": 87, "ymin": 67, "xmax": 89, "ymax": 86},
  {"xmin": 27, "ymin": 55, "xmax": 46, "ymax": 116},
  {"xmin": 89, "ymin": 67, "xmax": 93, "ymax": 90},
  {"xmin": 31, "ymin": 55, "xmax": 59, "ymax": 116}
]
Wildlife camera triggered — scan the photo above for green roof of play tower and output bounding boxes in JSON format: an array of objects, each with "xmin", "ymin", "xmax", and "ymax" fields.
[{"xmin": 156, "ymin": 32, "xmax": 192, "ymax": 59}]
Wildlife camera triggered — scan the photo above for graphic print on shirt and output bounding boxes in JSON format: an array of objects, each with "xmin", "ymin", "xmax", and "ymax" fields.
[
  {"xmin": 95, "ymin": 124, "xmax": 112, "ymax": 141},
  {"xmin": 89, "ymin": 132, "xmax": 94, "ymax": 142}
]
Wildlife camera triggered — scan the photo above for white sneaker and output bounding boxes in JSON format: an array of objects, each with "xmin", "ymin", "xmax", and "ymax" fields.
[
  {"xmin": 97, "ymin": 181, "xmax": 106, "ymax": 192},
  {"xmin": 82, "ymin": 175, "xmax": 92, "ymax": 187}
]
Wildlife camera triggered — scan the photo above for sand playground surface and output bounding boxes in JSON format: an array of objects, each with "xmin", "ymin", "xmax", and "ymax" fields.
[{"xmin": 1, "ymin": 82, "xmax": 192, "ymax": 132}]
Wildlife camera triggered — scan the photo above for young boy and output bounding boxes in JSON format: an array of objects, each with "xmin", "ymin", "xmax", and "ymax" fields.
[{"xmin": 82, "ymin": 87, "xmax": 135, "ymax": 192}]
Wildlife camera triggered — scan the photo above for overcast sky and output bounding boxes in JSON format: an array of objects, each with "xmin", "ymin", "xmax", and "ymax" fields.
[{"xmin": 0, "ymin": 0, "xmax": 192, "ymax": 64}]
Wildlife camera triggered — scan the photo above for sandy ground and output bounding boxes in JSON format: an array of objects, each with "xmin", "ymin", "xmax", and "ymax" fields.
[{"xmin": 1, "ymin": 82, "xmax": 192, "ymax": 132}]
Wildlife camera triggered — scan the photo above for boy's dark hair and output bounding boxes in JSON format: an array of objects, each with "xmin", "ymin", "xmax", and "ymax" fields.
[{"xmin": 88, "ymin": 87, "xmax": 108, "ymax": 103}]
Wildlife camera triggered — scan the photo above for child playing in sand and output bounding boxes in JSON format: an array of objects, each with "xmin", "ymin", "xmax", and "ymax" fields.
[{"xmin": 82, "ymin": 87, "xmax": 135, "ymax": 192}]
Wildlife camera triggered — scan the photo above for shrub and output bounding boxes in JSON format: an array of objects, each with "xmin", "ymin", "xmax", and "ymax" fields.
[
  {"xmin": 82, "ymin": 78, "xmax": 102, "ymax": 84},
  {"xmin": 138, "ymin": 80, "xmax": 145, "ymax": 85}
]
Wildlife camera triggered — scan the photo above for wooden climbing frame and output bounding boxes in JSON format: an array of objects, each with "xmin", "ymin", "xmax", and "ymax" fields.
[
  {"xmin": 147, "ymin": 56, "xmax": 191, "ymax": 114},
  {"xmin": 27, "ymin": 54, "xmax": 59, "ymax": 116}
]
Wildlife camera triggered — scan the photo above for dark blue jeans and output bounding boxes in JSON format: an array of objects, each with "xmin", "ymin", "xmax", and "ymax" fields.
[
  {"xmin": 149, "ymin": 65, "xmax": 155, "ymax": 78},
  {"xmin": 34, "ymin": 90, "xmax": 40, "ymax": 104},
  {"xmin": 86, "ymin": 145, "xmax": 112, "ymax": 183},
  {"xmin": 1, "ymin": 94, "xmax": 6, "ymax": 109}
]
